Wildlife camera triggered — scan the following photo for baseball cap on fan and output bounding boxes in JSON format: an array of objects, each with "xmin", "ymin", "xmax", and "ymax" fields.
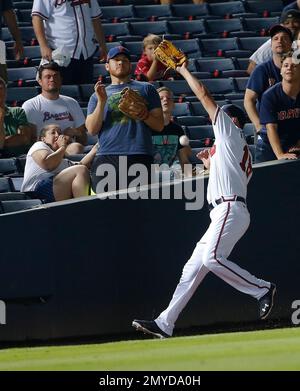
[
  {"xmin": 269, "ymin": 24, "xmax": 293, "ymax": 41},
  {"xmin": 281, "ymin": 9, "xmax": 300, "ymax": 23},
  {"xmin": 106, "ymin": 46, "xmax": 131, "ymax": 62}
]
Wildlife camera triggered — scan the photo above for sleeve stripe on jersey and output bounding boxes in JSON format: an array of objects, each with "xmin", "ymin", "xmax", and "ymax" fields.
[
  {"xmin": 213, "ymin": 106, "xmax": 220, "ymax": 125},
  {"xmin": 31, "ymin": 11, "xmax": 49, "ymax": 20}
]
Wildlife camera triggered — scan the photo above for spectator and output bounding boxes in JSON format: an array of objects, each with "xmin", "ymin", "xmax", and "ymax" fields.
[
  {"xmin": 153, "ymin": 87, "xmax": 192, "ymax": 175},
  {"xmin": 0, "ymin": 0, "xmax": 24, "ymax": 82},
  {"xmin": 0, "ymin": 77, "xmax": 35, "ymax": 157},
  {"xmin": 22, "ymin": 62, "xmax": 87, "ymax": 155},
  {"xmin": 256, "ymin": 52, "xmax": 300, "ymax": 163},
  {"xmin": 244, "ymin": 25, "xmax": 292, "ymax": 136},
  {"xmin": 86, "ymin": 46, "xmax": 164, "ymax": 193},
  {"xmin": 135, "ymin": 35, "xmax": 168, "ymax": 82},
  {"xmin": 282, "ymin": 0, "xmax": 300, "ymax": 15},
  {"xmin": 31, "ymin": 0, "xmax": 108, "ymax": 85},
  {"xmin": 247, "ymin": 10, "xmax": 300, "ymax": 74},
  {"xmin": 21, "ymin": 124, "xmax": 97, "ymax": 202}
]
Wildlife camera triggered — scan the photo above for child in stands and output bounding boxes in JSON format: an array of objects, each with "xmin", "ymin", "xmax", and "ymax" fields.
[{"xmin": 135, "ymin": 34, "xmax": 169, "ymax": 81}]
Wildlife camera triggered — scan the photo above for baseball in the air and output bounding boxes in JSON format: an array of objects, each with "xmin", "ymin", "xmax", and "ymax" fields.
[{"xmin": 179, "ymin": 135, "xmax": 190, "ymax": 146}]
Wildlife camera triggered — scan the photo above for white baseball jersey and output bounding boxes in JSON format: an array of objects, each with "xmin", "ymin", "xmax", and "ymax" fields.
[
  {"xmin": 155, "ymin": 107, "xmax": 269, "ymax": 338},
  {"xmin": 31, "ymin": 0, "xmax": 102, "ymax": 59},
  {"xmin": 22, "ymin": 94, "xmax": 85, "ymax": 136},
  {"xmin": 249, "ymin": 38, "xmax": 272, "ymax": 65},
  {"xmin": 207, "ymin": 107, "xmax": 253, "ymax": 204}
]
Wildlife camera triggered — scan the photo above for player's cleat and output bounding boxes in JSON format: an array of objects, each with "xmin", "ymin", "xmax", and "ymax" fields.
[
  {"xmin": 258, "ymin": 283, "xmax": 276, "ymax": 319},
  {"xmin": 132, "ymin": 319, "xmax": 170, "ymax": 339}
]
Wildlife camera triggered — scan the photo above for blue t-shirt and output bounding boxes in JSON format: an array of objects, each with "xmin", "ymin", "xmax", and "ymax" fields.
[
  {"xmin": 259, "ymin": 83, "xmax": 300, "ymax": 149},
  {"xmin": 87, "ymin": 80, "xmax": 161, "ymax": 156},
  {"xmin": 246, "ymin": 59, "xmax": 282, "ymax": 105}
]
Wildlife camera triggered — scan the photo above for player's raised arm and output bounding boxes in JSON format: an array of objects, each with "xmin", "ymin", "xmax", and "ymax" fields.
[{"xmin": 176, "ymin": 63, "xmax": 217, "ymax": 122}]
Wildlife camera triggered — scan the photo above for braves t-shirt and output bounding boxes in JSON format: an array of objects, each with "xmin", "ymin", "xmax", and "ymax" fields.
[
  {"xmin": 87, "ymin": 80, "xmax": 161, "ymax": 156},
  {"xmin": 259, "ymin": 82, "xmax": 300, "ymax": 149},
  {"xmin": 22, "ymin": 94, "xmax": 85, "ymax": 136}
]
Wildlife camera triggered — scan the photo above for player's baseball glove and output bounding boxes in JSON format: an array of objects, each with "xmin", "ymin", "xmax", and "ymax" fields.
[
  {"xmin": 118, "ymin": 87, "xmax": 149, "ymax": 120},
  {"xmin": 154, "ymin": 39, "xmax": 187, "ymax": 71}
]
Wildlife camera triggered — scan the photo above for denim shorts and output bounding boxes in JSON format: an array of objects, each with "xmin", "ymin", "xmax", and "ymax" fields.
[{"xmin": 34, "ymin": 177, "xmax": 55, "ymax": 203}]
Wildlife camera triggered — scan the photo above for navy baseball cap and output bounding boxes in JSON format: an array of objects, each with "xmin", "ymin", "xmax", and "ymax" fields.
[
  {"xmin": 221, "ymin": 104, "xmax": 247, "ymax": 129},
  {"xmin": 107, "ymin": 46, "xmax": 131, "ymax": 61},
  {"xmin": 281, "ymin": 9, "xmax": 300, "ymax": 23},
  {"xmin": 269, "ymin": 24, "xmax": 293, "ymax": 41}
]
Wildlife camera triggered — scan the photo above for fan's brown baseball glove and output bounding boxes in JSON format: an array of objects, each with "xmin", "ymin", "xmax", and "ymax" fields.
[
  {"xmin": 154, "ymin": 39, "xmax": 187, "ymax": 71},
  {"xmin": 118, "ymin": 87, "xmax": 149, "ymax": 121}
]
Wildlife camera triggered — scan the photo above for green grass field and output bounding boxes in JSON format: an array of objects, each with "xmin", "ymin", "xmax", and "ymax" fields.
[{"xmin": 0, "ymin": 327, "xmax": 299, "ymax": 371}]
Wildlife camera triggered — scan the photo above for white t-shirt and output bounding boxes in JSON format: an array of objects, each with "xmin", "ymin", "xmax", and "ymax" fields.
[
  {"xmin": 250, "ymin": 38, "xmax": 272, "ymax": 65},
  {"xmin": 207, "ymin": 108, "xmax": 253, "ymax": 204},
  {"xmin": 22, "ymin": 94, "xmax": 85, "ymax": 137},
  {"xmin": 31, "ymin": 0, "xmax": 102, "ymax": 59},
  {"xmin": 21, "ymin": 141, "xmax": 73, "ymax": 192}
]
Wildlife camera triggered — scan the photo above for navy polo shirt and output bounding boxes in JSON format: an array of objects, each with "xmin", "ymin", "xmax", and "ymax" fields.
[{"xmin": 246, "ymin": 59, "xmax": 282, "ymax": 105}]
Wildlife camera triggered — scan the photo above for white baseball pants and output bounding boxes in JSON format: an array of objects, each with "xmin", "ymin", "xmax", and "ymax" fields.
[{"xmin": 155, "ymin": 201, "xmax": 271, "ymax": 336}]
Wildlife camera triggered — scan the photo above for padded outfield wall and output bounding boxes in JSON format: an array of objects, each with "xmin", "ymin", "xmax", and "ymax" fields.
[{"xmin": 0, "ymin": 159, "xmax": 299, "ymax": 342}]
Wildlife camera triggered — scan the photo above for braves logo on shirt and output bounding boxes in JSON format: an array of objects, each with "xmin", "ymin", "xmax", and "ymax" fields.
[
  {"xmin": 54, "ymin": 0, "xmax": 91, "ymax": 7},
  {"xmin": 278, "ymin": 108, "xmax": 300, "ymax": 120},
  {"xmin": 43, "ymin": 111, "xmax": 74, "ymax": 122}
]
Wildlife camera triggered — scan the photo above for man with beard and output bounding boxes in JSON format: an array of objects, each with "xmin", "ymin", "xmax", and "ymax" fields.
[
  {"xmin": 22, "ymin": 61, "xmax": 87, "ymax": 155},
  {"xmin": 86, "ymin": 46, "xmax": 164, "ymax": 193},
  {"xmin": 244, "ymin": 25, "xmax": 293, "ymax": 140},
  {"xmin": 247, "ymin": 10, "xmax": 300, "ymax": 74}
]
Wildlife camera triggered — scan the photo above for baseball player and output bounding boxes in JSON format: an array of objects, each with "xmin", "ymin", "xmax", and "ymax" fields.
[
  {"xmin": 133, "ymin": 63, "xmax": 276, "ymax": 338},
  {"xmin": 31, "ymin": 0, "xmax": 107, "ymax": 84}
]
